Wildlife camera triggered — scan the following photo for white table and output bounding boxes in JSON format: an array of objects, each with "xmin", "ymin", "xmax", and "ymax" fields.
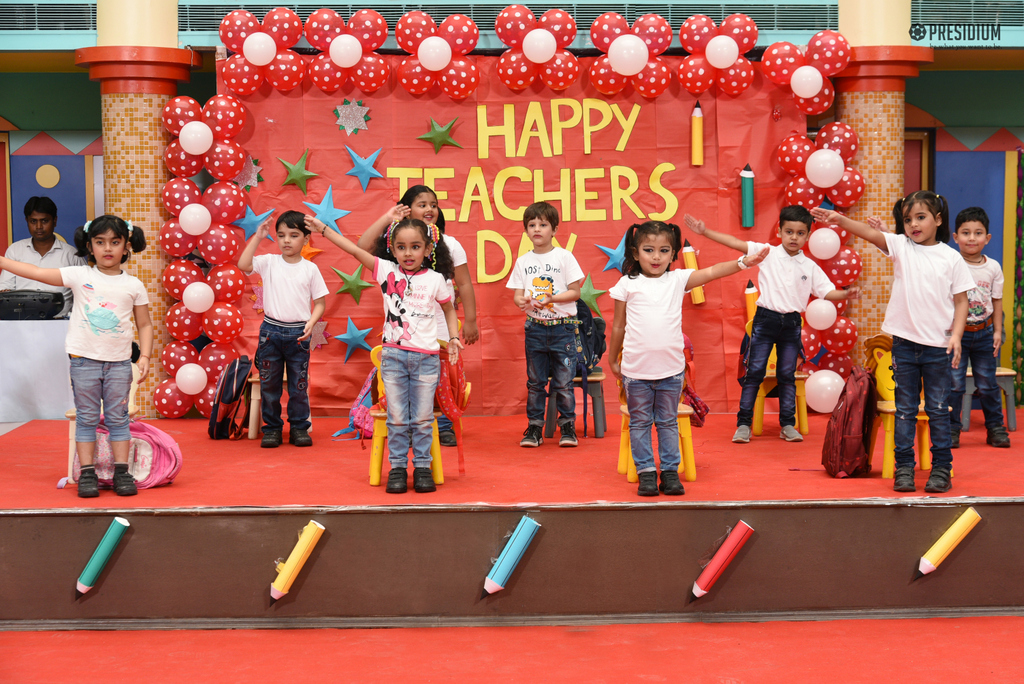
[{"xmin": 0, "ymin": 320, "xmax": 73, "ymax": 421}]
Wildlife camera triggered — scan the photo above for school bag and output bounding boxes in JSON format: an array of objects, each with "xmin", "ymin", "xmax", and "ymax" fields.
[
  {"xmin": 208, "ymin": 355, "xmax": 254, "ymax": 440},
  {"xmin": 436, "ymin": 348, "xmax": 469, "ymax": 475},
  {"xmin": 573, "ymin": 301, "xmax": 607, "ymax": 437},
  {"xmin": 334, "ymin": 368, "xmax": 376, "ymax": 441},
  {"xmin": 61, "ymin": 418, "xmax": 183, "ymax": 489},
  {"xmin": 821, "ymin": 364, "xmax": 878, "ymax": 478}
]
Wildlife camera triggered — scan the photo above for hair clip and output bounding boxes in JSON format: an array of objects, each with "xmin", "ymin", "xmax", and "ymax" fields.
[
  {"xmin": 83, "ymin": 220, "xmax": 92, "ymax": 234},
  {"xmin": 385, "ymin": 219, "xmax": 399, "ymax": 253},
  {"xmin": 126, "ymin": 220, "xmax": 134, "ymax": 235}
]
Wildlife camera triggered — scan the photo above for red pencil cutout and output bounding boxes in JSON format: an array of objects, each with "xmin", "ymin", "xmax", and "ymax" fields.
[{"xmin": 690, "ymin": 521, "xmax": 754, "ymax": 601}]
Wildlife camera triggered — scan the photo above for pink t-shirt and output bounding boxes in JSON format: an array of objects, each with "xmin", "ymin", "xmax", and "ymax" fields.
[{"xmin": 374, "ymin": 258, "xmax": 451, "ymax": 354}]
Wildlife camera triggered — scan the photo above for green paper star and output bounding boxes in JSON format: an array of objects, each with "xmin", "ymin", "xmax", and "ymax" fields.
[
  {"xmin": 579, "ymin": 274, "xmax": 607, "ymax": 319},
  {"xmin": 278, "ymin": 148, "xmax": 319, "ymax": 195},
  {"xmin": 417, "ymin": 117, "xmax": 463, "ymax": 154},
  {"xmin": 331, "ymin": 265, "xmax": 374, "ymax": 304}
]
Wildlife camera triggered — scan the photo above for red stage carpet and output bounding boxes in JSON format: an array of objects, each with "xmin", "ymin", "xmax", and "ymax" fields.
[{"xmin": 3, "ymin": 410, "xmax": 1021, "ymax": 509}]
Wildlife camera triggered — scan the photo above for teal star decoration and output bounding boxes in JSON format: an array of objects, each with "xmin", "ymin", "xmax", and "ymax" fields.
[
  {"xmin": 331, "ymin": 265, "xmax": 374, "ymax": 304},
  {"xmin": 335, "ymin": 99, "xmax": 370, "ymax": 135},
  {"xmin": 334, "ymin": 317, "xmax": 373, "ymax": 362},
  {"xmin": 278, "ymin": 148, "xmax": 319, "ymax": 195},
  {"xmin": 303, "ymin": 185, "xmax": 350, "ymax": 233},
  {"xmin": 345, "ymin": 146, "xmax": 384, "ymax": 192},
  {"xmin": 596, "ymin": 231, "xmax": 629, "ymax": 273},
  {"xmin": 417, "ymin": 117, "xmax": 463, "ymax": 154},
  {"xmin": 579, "ymin": 274, "xmax": 607, "ymax": 318},
  {"xmin": 233, "ymin": 206, "xmax": 275, "ymax": 242}
]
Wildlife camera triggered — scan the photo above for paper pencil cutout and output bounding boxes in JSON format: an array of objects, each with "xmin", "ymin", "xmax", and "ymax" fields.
[
  {"xmin": 914, "ymin": 507, "xmax": 981, "ymax": 580},
  {"xmin": 690, "ymin": 520, "xmax": 754, "ymax": 600},
  {"xmin": 741, "ymin": 164, "xmax": 755, "ymax": 228},
  {"xmin": 691, "ymin": 101, "xmax": 704, "ymax": 167},
  {"xmin": 482, "ymin": 516, "xmax": 541, "ymax": 597},
  {"xmin": 745, "ymin": 280, "xmax": 758, "ymax": 322},
  {"xmin": 271, "ymin": 520, "xmax": 325, "ymax": 602},
  {"xmin": 76, "ymin": 516, "xmax": 130, "ymax": 598},
  {"xmin": 682, "ymin": 240, "xmax": 706, "ymax": 304}
]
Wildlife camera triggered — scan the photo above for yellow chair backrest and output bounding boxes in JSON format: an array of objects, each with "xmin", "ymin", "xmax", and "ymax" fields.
[
  {"xmin": 864, "ymin": 334, "xmax": 896, "ymax": 401},
  {"xmin": 370, "ymin": 346, "xmax": 386, "ymax": 401}
]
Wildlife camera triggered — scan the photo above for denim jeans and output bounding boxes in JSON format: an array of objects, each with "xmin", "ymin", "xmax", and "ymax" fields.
[
  {"xmin": 624, "ymin": 373, "xmax": 684, "ymax": 473},
  {"xmin": 891, "ymin": 336, "xmax": 953, "ymax": 469},
  {"xmin": 737, "ymin": 307, "xmax": 803, "ymax": 428},
  {"xmin": 69, "ymin": 357, "xmax": 133, "ymax": 442},
  {"xmin": 949, "ymin": 324, "xmax": 1005, "ymax": 431},
  {"xmin": 381, "ymin": 346, "xmax": 440, "ymax": 468},
  {"xmin": 524, "ymin": 319, "xmax": 577, "ymax": 427},
  {"xmin": 256, "ymin": 320, "xmax": 311, "ymax": 432}
]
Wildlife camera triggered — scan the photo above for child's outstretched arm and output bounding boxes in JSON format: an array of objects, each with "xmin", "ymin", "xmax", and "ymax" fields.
[
  {"xmin": 0, "ymin": 255, "xmax": 64, "ymax": 288},
  {"xmin": 237, "ymin": 214, "xmax": 274, "ymax": 273},
  {"xmin": 684, "ymin": 214, "xmax": 749, "ymax": 254},
  {"xmin": 949, "ymin": 291, "xmax": 968, "ymax": 368},
  {"xmin": 355, "ymin": 204, "xmax": 411, "ymax": 251},
  {"xmin": 811, "ymin": 207, "xmax": 888, "ymax": 252},
  {"xmin": 440, "ymin": 300, "xmax": 464, "ymax": 363},
  {"xmin": 306, "ymin": 216, "xmax": 376, "ymax": 271},
  {"xmin": 133, "ymin": 304, "xmax": 154, "ymax": 382},
  {"xmin": 608, "ymin": 300, "xmax": 626, "ymax": 379},
  {"xmin": 686, "ymin": 246, "xmax": 770, "ymax": 289},
  {"xmin": 824, "ymin": 285, "xmax": 861, "ymax": 302}
]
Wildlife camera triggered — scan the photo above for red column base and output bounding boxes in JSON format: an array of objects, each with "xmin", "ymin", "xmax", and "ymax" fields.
[
  {"xmin": 75, "ymin": 46, "xmax": 203, "ymax": 95},
  {"xmin": 834, "ymin": 45, "xmax": 934, "ymax": 92}
]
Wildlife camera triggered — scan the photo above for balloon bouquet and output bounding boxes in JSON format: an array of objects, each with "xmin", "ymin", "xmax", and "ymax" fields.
[{"xmin": 394, "ymin": 10, "xmax": 482, "ymax": 99}]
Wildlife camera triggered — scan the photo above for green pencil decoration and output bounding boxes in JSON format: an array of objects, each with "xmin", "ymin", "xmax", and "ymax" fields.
[
  {"xmin": 741, "ymin": 164, "xmax": 755, "ymax": 228},
  {"xmin": 76, "ymin": 517, "xmax": 130, "ymax": 598}
]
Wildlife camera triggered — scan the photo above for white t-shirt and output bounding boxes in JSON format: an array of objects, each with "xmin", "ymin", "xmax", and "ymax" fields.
[
  {"xmin": 609, "ymin": 269, "xmax": 694, "ymax": 380},
  {"xmin": 962, "ymin": 255, "xmax": 1004, "ymax": 324},
  {"xmin": 880, "ymin": 232, "xmax": 976, "ymax": 347},
  {"xmin": 432, "ymin": 233, "xmax": 466, "ymax": 338},
  {"xmin": 0, "ymin": 238, "xmax": 87, "ymax": 317},
  {"xmin": 60, "ymin": 265, "xmax": 150, "ymax": 362},
  {"xmin": 375, "ymin": 258, "xmax": 451, "ymax": 354},
  {"xmin": 249, "ymin": 254, "xmax": 329, "ymax": 323},
  {"xmin": 506, "ymin": 247, "xmax": 585, "ymax": 321},
  {"xmin": 746, "ymin": 242, "xmax": 835, "ymax": 313}
]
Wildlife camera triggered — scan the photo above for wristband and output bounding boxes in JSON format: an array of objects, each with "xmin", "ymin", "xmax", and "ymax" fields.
[{"xmin": 736, "ymin": 255, "xmax": 749, "ymax": 270}]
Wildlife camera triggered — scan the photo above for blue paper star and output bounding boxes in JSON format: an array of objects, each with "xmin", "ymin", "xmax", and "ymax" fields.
[
  {"xmin": 234, "ymin": 206, "xmax": 275, "ymax": 242},
  {"xmin": 345, "ymin": 146, "xmax": 384, "ymax": 193},
  {"xmin": 334, "ymin": 317, "xmax": 373, "ymax": 362},
  {"xmin": 595, "ymin": 231, "xmax": 629, "ymax": 273},
  {"xmin": 302, "ymin": 185, "xmax": 350, "ymax": 233}
]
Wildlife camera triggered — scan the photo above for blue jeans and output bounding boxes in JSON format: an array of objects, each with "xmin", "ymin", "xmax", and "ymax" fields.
[
  {"xmin": 524, "ymin": 319, "xmax": 577, "ymax": 427},
  {"xmin": 891, "ymin": 336, "xmax": 953, "ymax": 469},
  {"xmin": 624, "ymin": 373, "xmax": 683, "ymax": 473},
  {"xmin": 381, "ymin": 346, "xmax": 440, "ymax": 468},
  {"xmin": 949, "ymin": 324, "xmax": 1005, "ymax": 431},
  {"xmin": 256, "ymin": 320, "xmax": 311, "ymax": 432},
  {"xmin": 737, "ymin": 307, "xmax": 802, "ymax": 428},
  {"xmin": 69, "ymin": 357, "xmax": 133, "ymax": 442}
]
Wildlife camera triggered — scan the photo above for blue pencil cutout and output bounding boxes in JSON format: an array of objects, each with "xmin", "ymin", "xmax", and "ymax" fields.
[{"xmin": 482, "ymin": 516, "xmax": 541, "ymax": 597}]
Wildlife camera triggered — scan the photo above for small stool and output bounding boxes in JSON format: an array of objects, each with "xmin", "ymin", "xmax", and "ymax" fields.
[
  {"xmin": 544, "ymin": 370, "xmax": 607, "ymax": 438},
  {"xmin": 961, "ymin": 366, "xmax": 1018, "ymax": 432},
  {"xmin": 617, "ymin": 401, "xmax": 697, "ymax": 483},
  {"xmin": 752, "ymin": 370, "xmax": 810, "ymax": 436},
  {"xmin": 247, "ymin": 376, "xmax": 261, "ymax": 439},
  {"xmin": 869, "ymin": 400, "xmax": 935, "ymax": 479},
  {"xmin": 368, "ymin": 407, "xmax": 443, "ymax": 486}
]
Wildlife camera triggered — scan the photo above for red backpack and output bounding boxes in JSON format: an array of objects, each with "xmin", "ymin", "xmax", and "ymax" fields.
[{"xmin": 821, "ymin": 365, "xmax": 878, "ymax": 478}]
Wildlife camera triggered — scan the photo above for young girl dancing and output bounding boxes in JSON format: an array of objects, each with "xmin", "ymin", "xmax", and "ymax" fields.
[
  {"xmin": 309, "ymin": 214, "xmax": 463, "ymax": 494},
  {"xmin": 608, "ymin": 220, "xmax": 768, "ymax": 496},
  {"xmin": 0, "ymin": 215, "xmax": 153, "ymax": 498},
  {"xmin": 812, "ymin": 191, "xmax": 974, "ymax": 493}
]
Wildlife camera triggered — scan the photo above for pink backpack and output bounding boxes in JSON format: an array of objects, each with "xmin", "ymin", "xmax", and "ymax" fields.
[
  {"xmin": 334, "ymin": 368, "xmax": 376, "ymax": 441},
  {"xmin": 60, "ymin": 419, "xmax": 183, "ymax": 490}
]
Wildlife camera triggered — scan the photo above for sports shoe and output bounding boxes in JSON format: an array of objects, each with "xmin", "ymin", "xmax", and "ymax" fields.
[
  {"xmin": 113, "ymin": 466, "xmax": 138, "ymax": 497},
  {"xmin": 637, "ymin": 471, "xmax": 659, "ymax": 497},
  {"xmin": 924, "ymin": 467, "xmax": 952, "ymax": 493},
  {"xmin": 438, "ymin": 429, "xmax": 457, "ymax": 447},
  {"xmin": 987, "ymin": 426, "xmax": 1011, "ymax": 449},
  {"xmin": 659, "ymin": 470, "xmax": 685, "ymax": 496},
  {"xmin": 413, "ymin": 467, "xmax": 437, "ymax": 493},
  {"xmin": 559, "ymin": 422, "xmax": 579, "ymax": 447},
  {"xmin": 77, "ymin": 468, "xmax": 99, "ymax": 498},
  {"xmin": 780, "ymin": 425, "xmax": 803, "ymax": 442},
  {"xmin": 893, "ymin": 466, "xmax": 916, "ymax": 492},
  {"xmin": 520, "ymin": 425, "xmax": 543, "ymax": 448},
  {"xmin": 732, "ymin": 425, "xmax": 751, "ymax": 443},
  {"xmin": 386, "ymin": 467, "xmax": 408, "ymax": 494},
  {"xmin": 289, "ymin": 428, "xmax": 313, "ymax": 447},
  {"xmin": 261, "ymin": 430, "xmax": 282, "ymax": 448},
  {"xmin": 950, "ymin": 429, "xmax": 960, "ymax": 449}
]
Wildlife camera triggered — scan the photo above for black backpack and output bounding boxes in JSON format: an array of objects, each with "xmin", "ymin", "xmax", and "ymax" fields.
[
  {"xmin": 208, "ymin": 356, "xmax": 254, "ymax": 440},
  {"xmin": 574, "ymin": 301, "xmax": 607, "ymax": 436}
]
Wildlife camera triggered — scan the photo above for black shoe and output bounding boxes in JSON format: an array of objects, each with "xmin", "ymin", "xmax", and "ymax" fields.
[
  {"xmin": 987, "ymin": 426, "xmax": 1011, "ymax": 448},
  {"xmin": 289, "ymin": 428, "xmax": 313, "ymax": 447},
  {"xmin": 659, "ymin": 470, "xmax": 685, "ymax": 495},
  {"xmin": 950, "ymin": 429, "xmax": 960, "ymax": 449},
  {"xmin": 113, "ymin": 467, "xmax": 138, "ymax": 497},
  {"xmin": 637, "ymin": 471, "xmax": 659, "ymax": 497},
  {"xmin": 77, "ymin": 468, "xmax": 99, "ymax": 498},
  {"xmin": 559, "ymin": 422, "xmax": 578, "ymax": 447},
  {"xmin": 893, "ymin": 466, "xmax": 916, "ymax": 492},
  {"xmin": 261, "ymin": 430, "xmax": 282, "ymax": 448},
  {"xmin": 924, "ymin": 467, "xmax": 952, "ymax": 493},
  {"xmin": 386, "ymin": 467, "xmax": 408, "ymax": 493},
  {"xmin": 520, "ymin": 425, "xmax": 543, "ymax": 448},
  {"xmin": 438, "ymin": 429, "xmax": 457, "ymax": 447},
  {"xmin": 413, "ymin": 467, "xmax": 437, "ymax": 493}
]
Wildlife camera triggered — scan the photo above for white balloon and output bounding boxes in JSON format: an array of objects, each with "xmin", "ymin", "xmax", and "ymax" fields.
[
  {"xmin": 607, "ymin": 35, "xmax": 649, "ymax": 77},
  {"xmin": 329, "ymin": 34, "xmax": 362, "ymax": 69},
  {"xmin": 417, "ymin": 36, "xmax": 452, "ymax": 72},
  {"xmin": 182, "ymin": 281, "xmax": 215, "ymax": 314},
  {"xmin": 242, "ymin": 32, "xmax": 277, "ymax": 67},
  {"xmin": 809, "ymin": 228, "xmax": 841, "ymax": 260},
  {"xmin": 175, "ymin": 363, "xmax": 208, "ymax": 396},
  {"xmin": 805, "ymin": 369, "xmax": 845, "ymax": 413},
  {"xmin": 805, "ymin": 148, "xmax": 846, "ymax": 188},
  {"xmin": 705, "ymin": 35, "xmax": 740, "ymax": 69},
  {"xmin": 179, "ymin": 121, "xmax": 213, "ymax": 156},
  {"xmin": 805, "ymin": 298, "xmax": 837, "ymax": 331},
  {"xmin": 790, "ymin": 64, "xmax": 824, "ymax": 98},
  {"xmin": 522, "ymin": 28, "xmax": 557, "ymax": 64},
  {"xmin": 179, "ymin": 203, "xmax": 212, "ymax": 236}
]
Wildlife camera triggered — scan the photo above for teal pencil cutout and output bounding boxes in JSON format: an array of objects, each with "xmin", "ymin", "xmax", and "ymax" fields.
[
  {"xmin": 741, "ymin": 164, "xmax": 755, "ymax": 227},
  {"xmin": 482, "ymin": 516, "xmax": 541, "ymax": 598},
  {"xmin": 76, "ymin": 517, "xmax": 130, "ymax": 598}
]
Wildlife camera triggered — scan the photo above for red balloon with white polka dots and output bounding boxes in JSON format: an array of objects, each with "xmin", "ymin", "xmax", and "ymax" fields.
[
  {"xmin": 496, "ymin": 5, "xmax": 536, "ymax": 48},
  {"xmin": 785, "ymin": 176, "xmax": 825, "ymax": 210},
  {"xmin": 440, "ymin": 56, "xmax": 480, "ymax": 100},
  {"xmin": 161, "ymin": 341, "xmax": 199, "ymax": 376},
  {"xmin": 205, "ymin": 264, "xmax": 247, "ymax": 304},
  {"xmin": 219, "ymin": 9, "xmax": 260, "ymax": 53},
  {"xmin": 263, "ymin": 48, "xmax": 306, "ymax": 91},
  {"xmin": 161, "ymin": 178, "xmax": 201, "ymax": 216},
  {"xmin": 719, "ymin": 14, "xmax": 759, "ymax": 54},
  {"xmin": 348, "ymin": 9, "xmax": 388, "ymax": 51},
  {"xmin": 201, "ymin": 95, "xmax": 247, "ymax": 141},
  {"xmin": 162, "ymin": 96, "xmax": 202, "ymax": 136},
  {"xmin": 159, "ymin": 219, "xmax": 197, "ymax": 259},
  {"xmin": 396, "ymin": 10, "xmax": 437, "ymax": 54},
  {"xmin": 204, "ymin": 141, "xmax": 247, "ymax": 182},
  {"xmin": 631, "ymin": 57, "xmax": 672, "ymax": 98},
  {"xmin": 816, "ymin": 122, "xmax": 859, "ymax": 163},
  {"xmin": 806, "ymin": 30, "xmax": 851, "ymax": 77},
  {"xmin": 202, "ymin": 303, "xmax": 244, "ymax": 344},
  {"xmin": 497, "ymin": 49, "xmax": 538, "ymax": 91},
  {"xmin": 193, "ymin": 381, "xmax": 220, "ymax": 419},
  {"xmin": 304, "ymin": 8, "xmax": 345, "ymax": 52},
  {"xmin": 198, "ymin": 225, "xmax": 243, "ymax": 266},
  {"xmin": 590, "ymin": 12, "xmax": 629, "ymax": 52},
  {"xmin": 397, "ymin": 57, "xmax": 435, "ymax": 95},
  {"xmin": 221, "ymin": 54, "xmax": 263, "ymax": 96},
  {"xmin": 538, "ymin": 9, "xmax": 576, "ymax": 48},
  {"xmin": 353, "ymin": 53, "xmax": 391, "ymax": 93},
  {"xmin": 164, "ymin": 140, "xmax": 203, "ymax": 178},
  {"xmin": 632, "ymin": 14, "xmax": 673, "ymax": 56},
  {"xmin": 162, "ymin": 259, "xmax": 204, "ymax": 300},
  {"xmin": 716, "ymin": 56, "xmax": 754, "ymax": 96},
  {"xmin": 153, "ymin": 379, "xmax": 194, "ymax": 418},
  {"xmin": 308, "ymin": 53, "xmax": 349, "ymax": 93},
  {"xmin": 540, "ymin": 50, "xmax": 579, "ymax": 91},
  {"xmin": 795, "ymin": 79, "xmax": 835, "ymax": 116},
  {"xmin": 678, "ymin": 55, "xmax": 715, "ymax": 96},
  {"xmin": 589, "ymin": 55, "xmax": 627, "ymax": 96},
  {"xmin": 777, "ymin": 134, "xmax": 816, "ymax": 176},
  {"xmin": 199, "ymin": 343, "xmax": 240, "ymax": 379},
  {"xmin": 201, "ymin": 181, "xmax": 247, "ymax": 225},
  {"xmin": 761, "ymin": 42, "xmax": 806, "ymax": 87},
  {"xmin": 262, "ymin": 7, "xmax": 303, "ymax": 48},
  {"xmin": 678, "ymin": 14, "xmax": 718, "ymax": 54},
  {"xmin": 439, "ymin": 14, "xmax": 479, "ymax": 56}
]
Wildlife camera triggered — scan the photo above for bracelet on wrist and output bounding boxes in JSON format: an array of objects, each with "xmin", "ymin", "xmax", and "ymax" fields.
[{"xmin": 736, "ymin": 255, "xmax": 750, "ymax": 270}]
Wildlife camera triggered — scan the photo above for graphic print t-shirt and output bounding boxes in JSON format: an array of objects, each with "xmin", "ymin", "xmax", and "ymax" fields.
[
  {"xmin": 506, "ymin": 247, "xmax": 584, "ymax": 321},
  {"xmin": 374, "ymin": 258, "xmax": 451, "ymax": 353},
  {"xmin": 60, "ymin": 265, "xmax": 149, "ymax": 362}
]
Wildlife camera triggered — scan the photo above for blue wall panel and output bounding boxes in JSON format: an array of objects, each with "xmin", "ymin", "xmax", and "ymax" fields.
[
  {"xmin": 9, "ymin": 155, "xmax": 88, "ymax": 244},
  {"xmin": 934, "ymin": 151, "xmax": 1005, "ymax": 260}
]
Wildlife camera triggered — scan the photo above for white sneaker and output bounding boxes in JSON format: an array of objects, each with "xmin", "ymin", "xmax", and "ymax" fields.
[
  {"xmin": 780, "ymin": 425, "xmax": 803, "ymax": 442},
  {"xmin": 732, "ymin": 425, "xmax": 751, "ymax": 443}
]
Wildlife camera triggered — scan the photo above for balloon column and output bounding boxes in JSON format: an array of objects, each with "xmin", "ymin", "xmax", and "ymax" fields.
[
  {"xmin": 395, "ymin": 11, "xmax": 481, "ymax": 99},
  {"xmin": 763, "ymin": 29, "xmax": 851, "ymax": 115},
  {"xmin": 495, "ymin": 5, "xmax": 580, "ymax": 92},
  {"xmin": 677, "ymin": 13, "xmax": 758, "ymax": 97},
  {"xmin": 780, "ymin": 123, "xmax": 864, "ymax": 210}
]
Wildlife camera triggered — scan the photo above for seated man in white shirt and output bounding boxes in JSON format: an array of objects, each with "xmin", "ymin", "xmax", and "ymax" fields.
[{"xmin": 0, "ymin": 196, "xmax": 86, "ymax": 317}]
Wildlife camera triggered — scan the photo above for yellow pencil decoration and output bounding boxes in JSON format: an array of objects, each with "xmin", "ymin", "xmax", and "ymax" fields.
[
  {"xmin": 914, "ymin": 507, "xmax": 981, "ymax": 579},
  {"xmin": 691, "ymin": 101, "xmax": 704, "ymax": 167},
  {"xmin": 270, "ymin": 520, "xmax": 326, "ymax": 602},
  {"xmin": 745, "ymin": 280, "xmax": 758, "ymax": 322},
  {"xmin": 682, "ymin": 240, "xmax": 705, "ymax": 304}
]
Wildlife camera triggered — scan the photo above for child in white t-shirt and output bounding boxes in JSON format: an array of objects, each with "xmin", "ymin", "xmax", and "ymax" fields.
[
  {"xmin": 608, "ymin": 220, "xmax": 768, "ymax": 497},
  {"xmin": 813, "ymin": 191, "xmax": 975, "ymax": 494},
  {"xmin": 506, "ymin": 202, "xmax": 584, "ymax": 449},
  {"xmin": 238, "ymin": 211, "xmax": 328, "ymax": 449}
]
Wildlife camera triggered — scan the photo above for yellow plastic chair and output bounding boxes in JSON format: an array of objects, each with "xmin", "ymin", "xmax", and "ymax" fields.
[
  {"xmin": 742, "ymin": 319, "xmax": 810, "ymax": 436},
  {"xmin": 615, "ymin": 379, "xmax": 697, "ymax": 483}
]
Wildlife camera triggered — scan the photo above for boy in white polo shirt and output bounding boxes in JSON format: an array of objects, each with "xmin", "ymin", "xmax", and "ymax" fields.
[{"xmin": 686, "ymin": 206, "xmax": 859, "ymax": 443}]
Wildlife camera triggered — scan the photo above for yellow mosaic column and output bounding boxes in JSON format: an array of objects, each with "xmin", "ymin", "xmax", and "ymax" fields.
[{"xmin": 76, "ymin": 0, "xmax": 201, "ymax": 418}]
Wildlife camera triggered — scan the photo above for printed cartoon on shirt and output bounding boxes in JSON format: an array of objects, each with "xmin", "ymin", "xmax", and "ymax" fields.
[
  {"xmin": 79, "ymin": 285, "xmax": 123, "ymax": 336},
  {"xmin": 381, "ymin": 272, "xmax": 412, "ymax": 344},
  {"xmin": 966, "ymin": 276, "xmax": 993, "ymax": 319},
  {"xmin": 531, "ymin": 275, "xmax": 556, "ymax": 310}
]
